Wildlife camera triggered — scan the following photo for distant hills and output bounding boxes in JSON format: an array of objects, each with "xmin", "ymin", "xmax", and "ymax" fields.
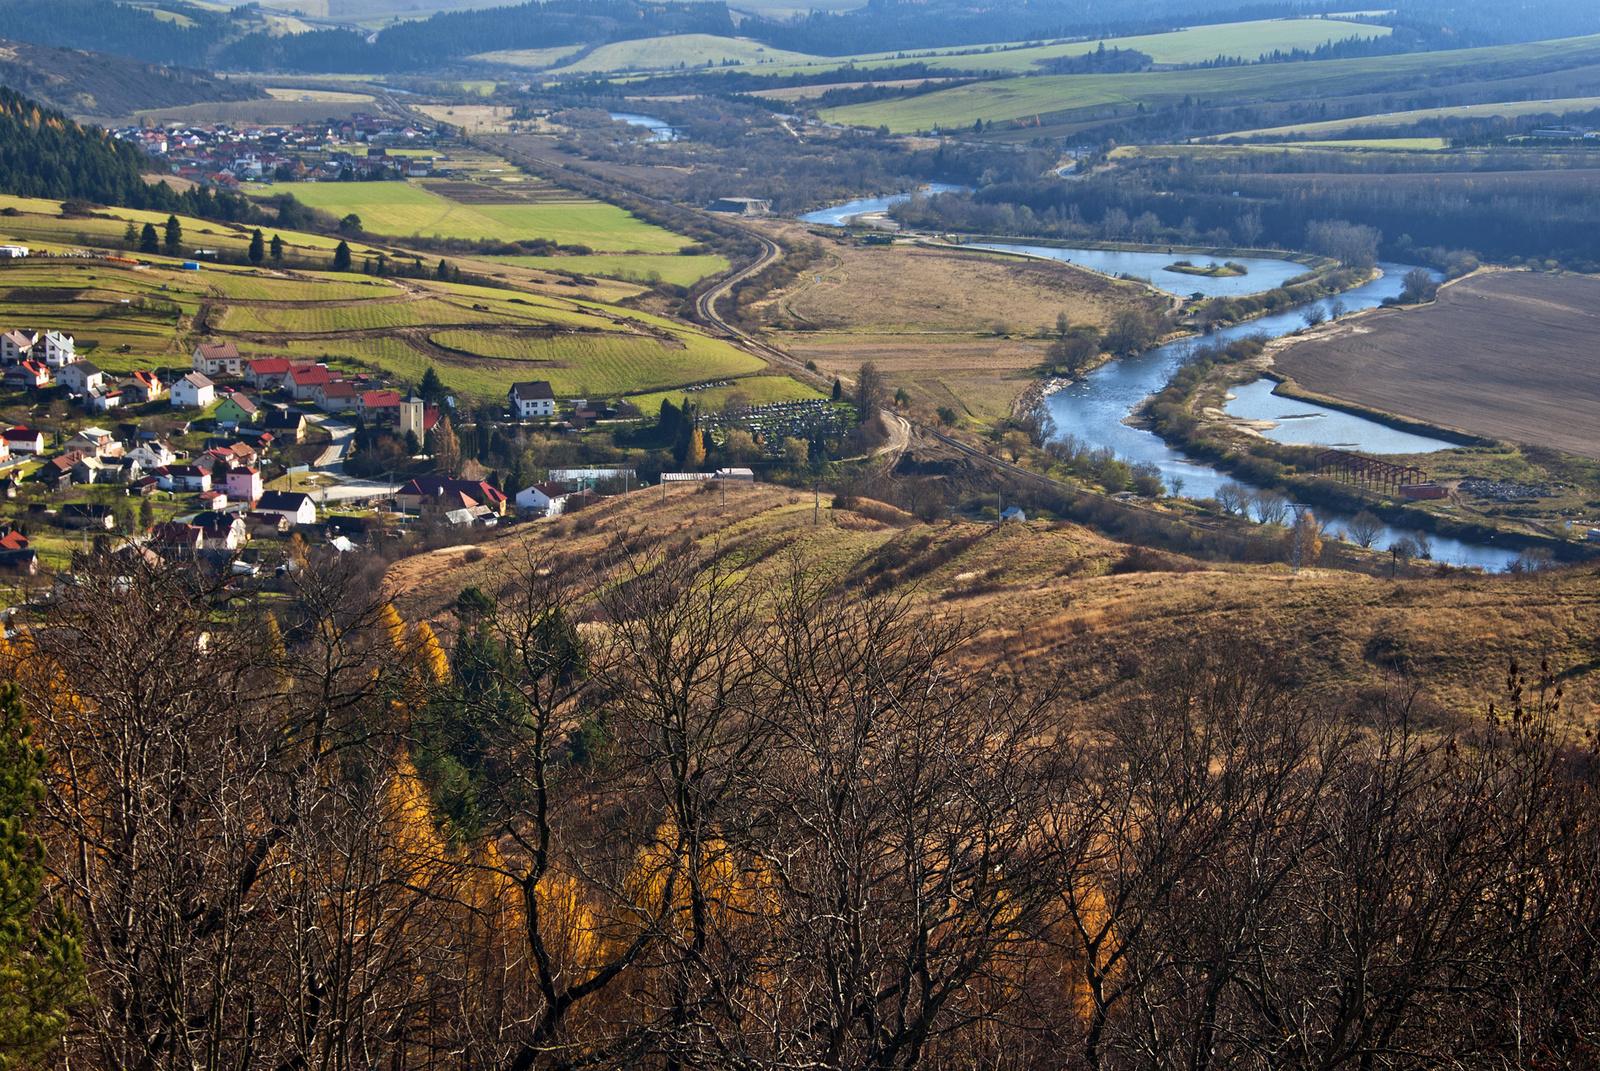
[{"xmin": 0, "ymin": 37, "xmax": 261, "ymax": 118}]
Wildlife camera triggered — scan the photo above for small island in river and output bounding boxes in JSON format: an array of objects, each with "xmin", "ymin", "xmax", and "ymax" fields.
[{"xmin": 1165, "ymin": 259, "xmax": 1249, "ymax": 277}]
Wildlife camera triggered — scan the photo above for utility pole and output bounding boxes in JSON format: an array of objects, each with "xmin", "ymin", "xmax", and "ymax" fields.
[{"xmin": 814, "ymin": 482, "xmax": 819, "ymax": 524}]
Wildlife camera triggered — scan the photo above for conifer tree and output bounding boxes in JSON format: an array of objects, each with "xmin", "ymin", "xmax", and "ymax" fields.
[
  {"xmin": 138, "ymin": 223, "xmax": 159, "ymax": 255},
  {"xmin": 163, "ymin": 214, "xmax": 181, "ymax": 256},
  {"xmin": 248, "ymin": 229, "xmax": 265, "ymax": 265},
  {"xmin": 270, "ymin": 233, "xmax": 284, "ymax": 263},
  {"xmin": 332, "ymin": 240, "xmax": 352, "ymax": 271}
]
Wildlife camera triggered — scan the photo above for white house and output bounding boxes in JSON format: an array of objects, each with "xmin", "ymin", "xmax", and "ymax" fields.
[
  {"xmin": 56, "ymin": 361, "xmax": 104, "ymax": 396},
  {"xmin": 157, "ymin": 464, "xmax": 212, "ymax": 493},
  {"xmin": 192, "ymin": 341, "xmax": 243, "ymax": 377},
  {"xmin": 1, "ymin": 426, "xmax": 44, "ymax": 455},
  {"xmin": 253, "ymin": 490, "xmax": 316, "ymax": 525},
  {"xmin": 514, "ymin": 481, "xmax": 571, "ymax": 515},
  {"xmin": 127, "ymin": 441, "xmax": 177, "ymax": 470},
  {"xmin": 510, "ymin": 380, "xmax": 556, "ymax": 419},
  {"xmin": 0, "ymin": 330, "xmax": 37, "ymax": 364},
  {"xmin": 172, "ymin": 372, "xmax": 215, "ymax": 409},
  {"xmin": 40, "ymin": 331, "xmax": 75, "ymax": 368},
  {"xmin": 1000, "ymin": 506, "xmax": 1026, "ymax": 523}
]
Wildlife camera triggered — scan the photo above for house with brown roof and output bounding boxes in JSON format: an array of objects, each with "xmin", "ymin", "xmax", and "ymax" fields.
[
  {"xmin": 192, "ymin": 341, "xmax": 243, "ymax": 377},
  {"xmin": 172, "ymin": 372, "xmax": 215, "ymax": 409},
  {"xmin": 215, "ymin": 392, "xmax": 260, "ymax": 426},
  {"xmin": 314, "ymin": 380, "xmax": 357, "ymax": 413},
  {"xmin": 395, "ymin": 477, "xmax": 508, "ymax": 517},
  {"xmin": 0, "ymin": 330, "xmax": 37, "ymax": 364}
]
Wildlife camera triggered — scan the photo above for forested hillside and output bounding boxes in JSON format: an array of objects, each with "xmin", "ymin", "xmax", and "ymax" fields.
[{"xmin": 0, "ymin": 36, "xmax": 260, "ymax": 117}]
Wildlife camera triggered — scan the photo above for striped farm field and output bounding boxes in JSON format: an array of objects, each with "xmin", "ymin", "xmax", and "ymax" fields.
[
  {"xmin": 216, "ymin": 297, "xmax": 519, "ymax": 334},
  {"xmin": 430, "ymin": 328, "xmax": 766, "ymax": 395},
  {"xmin": 275, "ymin": 182, "xmax": 687, "ymax": 251},
  {"xmin": 201, "ymin": 275, "xmax": 401, "ymax": 302},
  {"xmin": 488, "ymin": 252, "xmax": 730, "ymax": 287}
]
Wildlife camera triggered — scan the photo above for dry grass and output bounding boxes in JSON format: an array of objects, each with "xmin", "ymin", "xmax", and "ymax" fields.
[
  {"xmin": 1273, "ymin": 270, "xmax": 1600, "ymax": 459},
  {"xmin": 386, "ymin": 482, "xmax": 1600, "ymax": 735},
  {"xmin": 758, "ymin": 225, "xmax": 1163, "ymax": 420}
]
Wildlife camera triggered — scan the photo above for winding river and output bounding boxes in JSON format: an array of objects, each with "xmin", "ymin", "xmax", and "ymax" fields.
[
  {"xmin": 798, "ymin": 184, "xmax": 968, "ymax": 227},
  {"xmin": 794, "ymin": 196, "xmax": 1520, "ymax": 569}
]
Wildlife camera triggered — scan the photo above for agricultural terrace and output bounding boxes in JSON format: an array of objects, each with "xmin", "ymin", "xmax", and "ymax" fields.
[
  {"xmin": 822, "ymin": 32, "xmax": 1600, "ymax": 131},
  {"xmin": 1213, "ymin": 95, "xmax": 1600, "ymax": 141},
  {"xmin": 484, "ymin": 253, "xmax": 729, "ymax": 288},
  {"xmin": 278, "ymin": 181, "xmax": 687, "ymax": 251}
]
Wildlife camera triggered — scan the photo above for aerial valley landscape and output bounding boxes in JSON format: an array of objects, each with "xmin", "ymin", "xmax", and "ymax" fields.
[{"xmin": 0, "ymin": 0, "xmax": 1597, "ymax": 1066}]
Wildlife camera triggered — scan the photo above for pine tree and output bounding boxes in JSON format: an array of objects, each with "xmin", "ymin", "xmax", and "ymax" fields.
[
  {"xmin": 0, "ymin": 683, "xmax": 86, "ymax": 1066},
  {"xmin": 248, "ymin": 229, "xmax": 265, "ymax": 265},
  {"xmin": 139, "ymin": 223, "xmax": 159, "ymax": 255},
  {"xmin": 122, "ymin": 221, "xmax": 137, "ymax": 249},
  {"xmin": 418, "ymin": 366, "xmax": 446, "ymax": 406},
  {"xmin": 831, "ymin": 378, "xmax": 843, "ymax": 401},
  {"xmin": 436, "ymin": 258, "xmax": 450, "ymax": 280},
  {"xmin": 269, "ymin": 233, "xmax": 284, "ymax": 262},
  {"xmin": 332, "ymin": 240, "xmax": 352, "ymax": 271},
  {"xmin": 163, "ymin": 214, "xmax": 181, "ymax": 256}
]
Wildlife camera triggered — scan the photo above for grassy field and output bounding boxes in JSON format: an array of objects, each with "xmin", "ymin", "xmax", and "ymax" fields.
[
  {"xmin": 1271, "ymin": 271, "xmax": 1600, "ymax": 460},
  {"xmin": 0, "ymin": 198, "xmax": 785, "ymax": 403},
  {"xmin": 763, "ymin": 227, "xmax": 1166, "ymax": 422},
  {"xmin": 263, "ymin": 87, "xmax": 375, "ymax": 102},
  {"xmin": 1218, "ymin": 96, "xmax": 1600, "ymax": 141},
  {"xmin": 279, "ymin": 182, "xmax": 688, "ymax": 250},
  {"xmin": 485, "ymin": 252, "xmax": 729, "ymax": 287},
  {"xmin": 628, "ymin": 375, "xmax": 828, "ymax": 414},
  {"xmin": 824, "ymin": 32, "xmax": 1600, "ymax": 131},
  {"xmin": 516, "ymin": 18, "xmax": 1389, "ymax": 79},
  {"xmin": 470, "ymin": 46, "xmax": 584, "ymax": 69}
]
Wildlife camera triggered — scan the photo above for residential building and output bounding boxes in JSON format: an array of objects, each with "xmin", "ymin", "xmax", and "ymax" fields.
[
  {"xmin": 126, "ymin": 370, "xmax": 165, "ymax": 402},
  {"xmin": 87, "ymin": 386, "xmax": 125, "ymax": 413},
  {"xmin": 226, "ymin": 466, "xmax": 262, "ymax": 506},
  {"xmin": 149, "ymin": 522, "xmax": 204, "ymax": 555},
  {"xmin": 245, "ymin": 512, "xmax": 291, "ymax": 538},
  {"xmin": 157, "ymin": 464, "xmax": 212, "ymax": 493},
  {"xmin": 56, "ymin": 361, "xmax": 104, "ymax": 395},
  {"xmin": 514, "ymin": 481, "xmax": 571, "ymax": 515},
  {"xmin": 286, "ymin": 364, "xmax": 334, "ymax": 401},
  {"xmin": 0, "ymin": 330, "xmax": 37, "ymax": 364},
  {"xmin": 244, "ymin": 358, "xmax": 294, "ymax": 390},
  {"xmin": 172, "ymin": 372, "xmax": 215, "ymax": 409},
  {"xmin": 263, "ymin": 409, "xmax": 306, "ymax": 443},
  {"xmin": 314, "ymin": 381, "xmax": 356, "ymax": 412},
  {"xmin": 60, "ymin": 503, "xmax": 116, "ymax": 530},
  {"xmin": 395, "ymin": 477, "xmax": 508, "ymax": 516},
  {"xmin": 192, "ymin": 341, "xmax": 243, "ymax": 377},
  {"xmin": 3, "ymin": 361, "xmax": 48, "ymax": 389},
  {"xmin": 254, "ymin": 490, "xmax": 317, "ymax": 525},
  {"xmin": 1, "ymin": 427, "xmax": 44, "ymax": 454},
  {"xmin": 65, "ymin": 427, "xmax": 122, "ymax": 457},
  {"xmin": 127, "ymin": 441, "xmax": 177, "ymax": 469},
  {"xmin": 40, "ymin": 331, "xmax": 75, "ymax": 368},
  {"xmin": 192, "ymin": 511, "xmax": 248, "ymax": 550},
  {"xmin": 215, "ymin": 392, "xmax": 260, "ymax": 426},
  {"xmin": 358, "ymin": 389, "xmax": 403, "ymax": 423},
  {"xmin": 510, "ymin": 380, "xmax": 556, "ymax": 419}
]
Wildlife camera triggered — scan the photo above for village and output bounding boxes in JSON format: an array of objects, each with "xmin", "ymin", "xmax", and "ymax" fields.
[
  {"xmin": 0, "ymin": 328, "xmax": 773, "ymax": 581},
  {"xmin": 112, "ymin": 114, "xmax": 447, "ymax": 187}
]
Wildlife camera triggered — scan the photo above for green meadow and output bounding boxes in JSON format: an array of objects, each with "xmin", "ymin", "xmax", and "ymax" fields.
[
  {"xmin": 486, "ymin": 253, "xmax": 730, "ymax": 287},
  {"xmin": 277, "ymin": 182, "xmax": 688, "ymax": 251},
  {"xmin": 822, "ymin": 32, "xmax": 1600, "ymax": 131}
]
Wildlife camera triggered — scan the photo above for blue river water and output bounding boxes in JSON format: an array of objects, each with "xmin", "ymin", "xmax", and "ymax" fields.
[
  {"xmin": 1038, "ymin": 261, "xmax": 1519, "ymax": 570},
  {"xmin": 969, "ymin": 243, "xmax": 1309, "ymax": 299},
  {"xmin": 608, "ymin": 112, "xmax": 680, "ymax": 142},
  {"xmin": 797, "ymin": 184, "xmax": 968, "ymax": 226}
]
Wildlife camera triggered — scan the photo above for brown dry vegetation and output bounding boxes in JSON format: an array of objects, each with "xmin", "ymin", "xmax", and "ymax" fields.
[
  {"xmin": 388, "ymin": 482, "xmax": 1600, "ymax": 734},
  {"xmin": 755, "ymin": 224, "xmax": 1164, "ymax": 420},
  {"xmin": 1273, "ymin": 271, "xmax": 1600, "ymax": 459}
]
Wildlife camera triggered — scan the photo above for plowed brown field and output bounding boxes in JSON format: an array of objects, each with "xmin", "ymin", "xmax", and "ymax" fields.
[{"xmin": 1272, "ymin": 270, "xmax": 1600, "ymax": 459}]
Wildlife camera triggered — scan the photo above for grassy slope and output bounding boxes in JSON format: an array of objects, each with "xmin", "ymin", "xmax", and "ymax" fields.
[
  {"xmin": 385, "ymin": 482, "xmax": 1600, "ymax": 734},
  {"xmin": 280, "ymin": 182, "xmax": 687, "ymax": 250},
  {"xmin": 0, "ymin": 198, "xmax": 771, "ymax": 402},
  {"xmin": 504, "ymin": 19, "xmax": 1388, "ymax": 78},
  {"xmin": 484, "ymin": 252, "xmax": 729, "ymax": 287},
  {"xmin": 823, "ymin": 32, "xmax": 1600, "ymax": 131},
  {"xmin": 1216, "ymin": 95, "xmax": 1600, "ymax": 140}
]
